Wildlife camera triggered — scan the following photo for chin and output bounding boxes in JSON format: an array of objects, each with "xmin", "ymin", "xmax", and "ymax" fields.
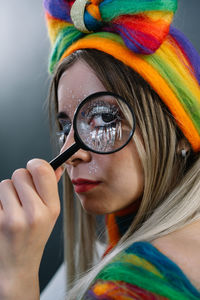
[
  {"xmin": 81, "ymin": 203, "xmax": 107, "ymax": 215},
  {"xmin": 79, "ymin": 197, "xmax": 112, "ymax": 215}
]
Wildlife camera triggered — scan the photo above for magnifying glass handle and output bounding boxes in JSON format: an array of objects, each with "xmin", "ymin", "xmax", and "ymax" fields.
[{"xmin": 50, "ymin": 143, "xmax": 81, "ymax": 170}]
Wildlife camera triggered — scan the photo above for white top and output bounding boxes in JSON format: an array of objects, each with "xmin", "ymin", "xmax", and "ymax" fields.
[
  {"xmin": 40, "ymin": 263, "xmax": 66, "ymax": 300},
  {"xmin": 40, "ymin": 242, "xmax": 105, "ymax": 299}
]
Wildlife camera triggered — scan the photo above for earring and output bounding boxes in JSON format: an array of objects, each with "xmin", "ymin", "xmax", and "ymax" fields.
[{"xmin": 181, "ymin": 149, "xmax": 187, "ymax": 158}]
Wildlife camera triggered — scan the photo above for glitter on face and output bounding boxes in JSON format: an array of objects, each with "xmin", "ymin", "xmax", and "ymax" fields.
[{"xmin": 88, "ymin": 159, "xmax": 99, "ymax": 175}]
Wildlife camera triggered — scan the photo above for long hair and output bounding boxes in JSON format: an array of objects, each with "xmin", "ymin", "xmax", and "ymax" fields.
[{"xmin": 48, "ymin": 49, "xmax": 200, "ymax": 299}]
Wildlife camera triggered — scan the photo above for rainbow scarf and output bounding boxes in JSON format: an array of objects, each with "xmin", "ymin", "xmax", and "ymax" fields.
[
  {"xmin": 43, "ymin": 0, "xmax": 200, "ymax": 151},
  {"xmin": 84, "ymin": 212, "xmax": 200, "ymax": 299}
]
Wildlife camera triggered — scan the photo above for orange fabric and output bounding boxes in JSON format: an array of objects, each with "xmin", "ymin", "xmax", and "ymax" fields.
[
  {"xmin": 87, "ymin": 4, "xmax": 102, "ymax": 21},
  {"xmin": 106, "ymin": 214, "xmax": 120, "ymax": 247},
  {"xmin": 92, "ymin": 0, "xmax": 102, "ymax": 5}
]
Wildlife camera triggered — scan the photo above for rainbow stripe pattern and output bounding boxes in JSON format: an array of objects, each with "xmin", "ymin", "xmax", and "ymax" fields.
[
  {"xmin": 85, "ymin": 241, "xmax": 200, "ymax": 299},
  {"xmin": 83, "ymin": 210, "xmax": 200, "ymax": 299},
  {"xmin": 43, "ymin": 0, "xmax": 200, "ymax": 151}
]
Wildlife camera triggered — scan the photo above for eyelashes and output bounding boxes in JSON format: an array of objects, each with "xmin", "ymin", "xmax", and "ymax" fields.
[{"xmin": 89, "ymin": 121, "xmax": 123, "ymax": 152}]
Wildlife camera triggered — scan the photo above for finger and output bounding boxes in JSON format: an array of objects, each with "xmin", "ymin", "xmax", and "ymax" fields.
[
  {"xmin": 26, "ymin": 159, "xmax": 60, "ymax": 212},
  {"xmin": 0, "ymin": 179, "xmax": 23, "ymax": 215},
  {"xmin": 11, "ymin": 168, "xmax": 44, "ymax": 213}
]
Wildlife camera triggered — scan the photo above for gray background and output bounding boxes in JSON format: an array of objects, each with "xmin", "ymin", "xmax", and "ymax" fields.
[{"xmin": 1, "ymin": 0, "xmax": 200, "ymax": 292}]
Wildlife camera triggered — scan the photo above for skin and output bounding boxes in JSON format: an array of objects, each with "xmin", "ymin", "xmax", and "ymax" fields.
[
  {"xmin": 57, "ymin": 60, "xmax": 144, "ymax": 214},
  {"xmin": 153, "ymin": 222, "xmax": 200, "ymax": 290}
]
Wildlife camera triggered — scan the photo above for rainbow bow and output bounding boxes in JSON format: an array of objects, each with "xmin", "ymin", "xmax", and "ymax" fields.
[{"xmin": 44, "ymin": 0, "xmax": 177, "ymax": 71}]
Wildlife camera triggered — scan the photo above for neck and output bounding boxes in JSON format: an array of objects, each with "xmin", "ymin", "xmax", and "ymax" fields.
[{"xmin": 104, "ymin": 200, "xmax": 140, "ymax": 256}]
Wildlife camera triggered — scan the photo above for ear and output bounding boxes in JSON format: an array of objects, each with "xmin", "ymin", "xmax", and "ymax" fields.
[{"xmin": 176, "ymin": 138, "xmax": 191, "ymax": 156}]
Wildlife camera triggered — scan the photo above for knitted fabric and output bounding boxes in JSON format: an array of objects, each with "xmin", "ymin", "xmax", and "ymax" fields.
[
  {"xmin": 85, "ymin": 242, "xmax": 200, "ymax": 299},
  {"xmin": 82, "ymin": 211, "xmax": 200, "ymax": 299},
  {"xmin": 43, "ymin": 0, "xmax": 200, "ymax": 151}
]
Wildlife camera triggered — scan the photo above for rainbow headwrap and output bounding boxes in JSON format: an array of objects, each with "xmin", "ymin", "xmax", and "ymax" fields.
[{"xmin": 43, "ymin": 0, "xmax": 200, "ymax": 152}]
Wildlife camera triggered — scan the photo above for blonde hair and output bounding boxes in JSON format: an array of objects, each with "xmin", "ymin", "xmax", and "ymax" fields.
[{"xmin": 48, "ymin": 49, "xmax": 200, "ymax": 299}]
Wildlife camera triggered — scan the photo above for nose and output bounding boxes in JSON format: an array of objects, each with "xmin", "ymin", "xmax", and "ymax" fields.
[{"xmin": 60, "ymin": 126, "xmax": 92, "ymax": 167}]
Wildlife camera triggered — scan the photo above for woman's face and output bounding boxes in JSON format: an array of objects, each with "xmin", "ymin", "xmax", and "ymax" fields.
[{"xmin": 57, "ymin": 59, "xmax": 144, "ymax": 214}]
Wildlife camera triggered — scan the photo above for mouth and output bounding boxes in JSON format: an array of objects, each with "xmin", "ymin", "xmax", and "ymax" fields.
[{"xmin": 71, "ymin": 178, "xmax": 101, "ymax": 193}]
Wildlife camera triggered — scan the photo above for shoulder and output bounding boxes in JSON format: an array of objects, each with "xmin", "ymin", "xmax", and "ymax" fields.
[
  {"xmin": 153, "ymin": 233, "xmax": 200, "ymax": 291},
  {"xmin": 85, "ymin": 242, "xmax": 200, "ymax": 299},
  {"xmin": 40, "ymin": 262, "xmax": 66, "ymax": 300}
]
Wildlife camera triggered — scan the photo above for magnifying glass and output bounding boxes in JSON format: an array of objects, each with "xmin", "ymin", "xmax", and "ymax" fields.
[{"xmin": 49, "ymin": 92, "xmax": 136, "ymax": 170}]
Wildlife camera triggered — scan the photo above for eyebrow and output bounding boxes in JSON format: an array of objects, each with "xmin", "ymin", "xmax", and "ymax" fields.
[{"xmin": 56, "ymin": 111, "xmax": 70, "ymax": 120}]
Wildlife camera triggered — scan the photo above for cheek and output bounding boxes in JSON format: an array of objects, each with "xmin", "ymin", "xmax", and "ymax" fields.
[
  {"xmin": 107, "ymin": 145, "xmax": 144, "ymax": 194},
  {"xmin": 63, "ymin": 154, "xmax": 105, "ymax": 177},
  {"xmin": 89, "ymin": 154, "xmax": 112, "ymax": 174}
]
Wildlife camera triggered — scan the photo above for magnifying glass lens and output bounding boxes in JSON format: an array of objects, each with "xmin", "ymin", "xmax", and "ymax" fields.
[
  {"xmin": 50, "ymin": 92, "xmax": 135, "ymax": 170},
  {"xmin": 75, "ymin": 93, "xmax": 135, "ymax": 154}
]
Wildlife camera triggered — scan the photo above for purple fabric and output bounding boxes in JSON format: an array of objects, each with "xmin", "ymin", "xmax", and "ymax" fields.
[
  {"xmin": 103, "ymin": 24, "xmax": 155, "ymax": 54},
  {"xmin": 170, "ymin": 26, "xmax": 200, "ymax": 85},
  {"xmin": 115, "ymin": 24, "xmax": 156, "ymax": 54},
  {"xmin": 43, "ymin": 0, "xmax": 71, "ymax": 22}
]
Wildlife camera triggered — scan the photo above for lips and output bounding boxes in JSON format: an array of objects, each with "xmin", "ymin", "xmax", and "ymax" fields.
[{"xmin": 72, "ymin": 178, "xmax": 101, "ymax": 193}]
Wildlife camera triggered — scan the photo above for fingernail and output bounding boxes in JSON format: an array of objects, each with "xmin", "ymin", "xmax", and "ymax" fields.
[{"xmin": 26, "ymin": 158, "xmax": 43, "ymax": 169}]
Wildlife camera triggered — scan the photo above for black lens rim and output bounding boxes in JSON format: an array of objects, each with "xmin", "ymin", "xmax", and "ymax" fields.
[{"xmin": 73, "ymin": 91, "xmax": 136, "ymax": 155}]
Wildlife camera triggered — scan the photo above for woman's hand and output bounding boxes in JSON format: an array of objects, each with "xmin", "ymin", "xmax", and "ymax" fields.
[{"xmin": 0, "ymin": 159, "xmax": 62, "ymax": 300}]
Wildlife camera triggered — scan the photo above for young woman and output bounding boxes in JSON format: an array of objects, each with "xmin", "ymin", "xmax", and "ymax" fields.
[{"xmin": 0, "ymin": 0, "xmax": 200, "ymax": 299}]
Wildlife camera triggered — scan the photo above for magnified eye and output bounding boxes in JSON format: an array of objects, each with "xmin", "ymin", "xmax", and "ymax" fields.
[
  {"xmin": 91, "ymin": 113, "xmax": 118, "ymax": 127},
  {"xmin": 87, "ymin": 104, "xmax": 120, "ymax": 129}
]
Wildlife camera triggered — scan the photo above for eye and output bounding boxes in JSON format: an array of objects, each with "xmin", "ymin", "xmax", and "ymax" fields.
[
  {"xmin": 87, "ymin": 104, "xmax": 120, "ymax": 129},
  {"xmin": 90, "ymin": 113, "xmax": 118, "ymax": 128},
  {"xmin": 56, "ymin": 119, "xmax": 72, "ymax": 147}
]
